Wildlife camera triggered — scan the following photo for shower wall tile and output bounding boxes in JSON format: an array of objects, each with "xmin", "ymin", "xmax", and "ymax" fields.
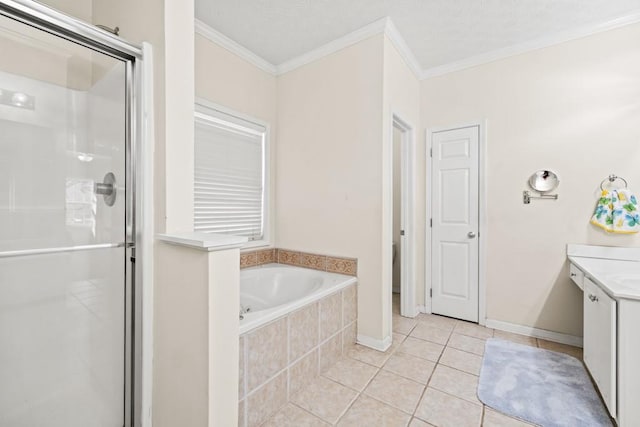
[
  {"xmin": 278, "ymin": 249, "xmax": 299, "ymax": 266},
  {"xmin": 246, "ymin": 371, "xmax": 287, "ymax": 427},
  {"xmin": 342, "ymin": 284, "xmax": 357, "ymax": 326},
  {"xmin": 247, "ymin": 318, "xmax": 288, "ymax": 392},
  {"xmin": 238, "ymin": 399, "xmax": 245, "ymax": 427},
  {"xmin": 299, "ymin": 253, "xmax": 327, "ymax": 271},
  {"xmin": 319, "ymin": 332, "xmax": 343, "ymax": 373},
  {"xmin": 256, "ymin": 248, "xmax": 276, "ymax": 265},
  {"xmin": 320, "ymin": 292, "xmax": 342, "ymax": 342},
  {"xmin": 240, "ymin": 252, "xmax": 257, "ymax": 268},
  {"xmin": 239, "ymin": 335, "xmax": 246, "ymax": 400},
  {"xmin": 289, "ymin": 303, "xmax": 319, "ymax": 362},
  {"xmin": 239, "ymin": 247, "xmax": 357, "ymax": 277},
  {"xmin": 326, "ymin": 256, "xmax": 357, "ymax": 276}
]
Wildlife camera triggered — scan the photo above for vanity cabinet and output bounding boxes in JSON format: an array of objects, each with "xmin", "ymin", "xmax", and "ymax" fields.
[
  {"xmin": 582, "ymin": 277, "xmax": 616, "ymax": 418},
  {"xmin": 567, "ymin": 244, "xmax": 640, "ymax": 427}
]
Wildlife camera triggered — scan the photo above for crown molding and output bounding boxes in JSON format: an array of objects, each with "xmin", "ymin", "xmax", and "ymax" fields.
[
  {"xmin": 421, "ymin": 10, "xmax": 640, "ymax": 79},
  {"xmin": 196, "ymin": 10, "xmax": 640, "ymax": 81},
  {"xmin": 383, "ymin": 18, "xmax": 422, "ymax": 79},
  {"xmin": 276, "ymin": 17, "xmax": 389, "ymax": 75},
  {"xmin": 194, "ymin": 19, "xmax": 277, "ymax": 75}
]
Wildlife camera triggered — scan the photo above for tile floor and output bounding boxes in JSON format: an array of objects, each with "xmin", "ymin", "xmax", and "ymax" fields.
[{"xmin": 262, "ymin": 295, "xmax": 583, "ymax": 427}]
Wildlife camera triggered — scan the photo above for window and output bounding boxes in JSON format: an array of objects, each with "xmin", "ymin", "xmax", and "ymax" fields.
[{"xmin": 194, "ymin": 101, "xmax": 269, "ymax": 244}]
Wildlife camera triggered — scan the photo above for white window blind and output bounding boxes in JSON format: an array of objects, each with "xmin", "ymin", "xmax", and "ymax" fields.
[{"xmin": 194, "ymin": 105, "xmax": 266, "ymax": 241}]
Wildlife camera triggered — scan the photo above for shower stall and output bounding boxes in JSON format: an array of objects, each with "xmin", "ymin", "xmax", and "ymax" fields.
[{"xmin": 0, "ymin": 1, "xmax": 145, "ymax": 426}]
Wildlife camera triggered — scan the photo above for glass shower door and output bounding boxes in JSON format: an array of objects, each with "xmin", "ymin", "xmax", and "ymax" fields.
[{"xmin": 0, "ymin": 11, "xmax": 130, "ymax": 427}]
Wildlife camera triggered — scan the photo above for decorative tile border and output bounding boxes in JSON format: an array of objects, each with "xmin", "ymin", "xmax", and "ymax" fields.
[{"xmin": 240, "ymin": 248, "xmax": 357, "ymax": 277}]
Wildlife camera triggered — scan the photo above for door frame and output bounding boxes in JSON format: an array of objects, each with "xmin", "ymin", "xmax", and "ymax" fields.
[
  {"xmin": 425, "ymin": 120, "xmax": 487, "ymax": 325},
  {"xmin": 389, "ymin": 113, "xmax": 417, "ymax": 318},
  {"xmin": 0, "ymin": 1, "xmax": 153, "ymax": 426}
]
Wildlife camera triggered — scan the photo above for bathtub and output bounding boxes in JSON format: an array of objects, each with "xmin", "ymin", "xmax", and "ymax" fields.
[{"xmin": 239, "ymin": 263, "xmax": 357, "ymax": 335}]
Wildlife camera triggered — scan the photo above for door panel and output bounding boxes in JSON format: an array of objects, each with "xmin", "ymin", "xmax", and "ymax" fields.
[
  {"xmin": 0, "ymin": 11, "xmax": 128, "ymax": 427},
  {"xmin": 432, "ymin": 126, "xmax": 479, "ymax": 322}
]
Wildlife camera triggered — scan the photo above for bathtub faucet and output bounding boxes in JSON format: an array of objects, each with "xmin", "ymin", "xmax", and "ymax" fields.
[{"xmin": 239, "ymin": 304, "xmax": 251, "ymax": 320}]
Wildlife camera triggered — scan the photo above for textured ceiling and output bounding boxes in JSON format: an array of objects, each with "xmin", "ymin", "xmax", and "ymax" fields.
[{"xmin": 195, "ymin": 0, "xmax": 640, "ymax": 71}]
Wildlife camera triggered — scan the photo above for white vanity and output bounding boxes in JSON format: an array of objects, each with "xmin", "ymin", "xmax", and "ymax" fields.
[{"xmin": 567, "ymin": 244, "xmax": 640, "ymax": 426}]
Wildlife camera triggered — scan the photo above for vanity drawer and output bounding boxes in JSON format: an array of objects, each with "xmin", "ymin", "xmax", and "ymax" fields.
[{"xmin": 569, "ymin": 263, "xmax": 584, "ymax": 290}]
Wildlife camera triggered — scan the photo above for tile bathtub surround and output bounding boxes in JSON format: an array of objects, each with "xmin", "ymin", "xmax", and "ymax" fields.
[
  {"xmin": 239, "ymin": 247, "xmax": 358, "ymax": 276},
  {"xmin": 239, "ymin": 283, "xmax": 358, "ymax": 427},
  {"xmin": 261, "ymin": 299, "xmax": 581, "ymax": 426}
]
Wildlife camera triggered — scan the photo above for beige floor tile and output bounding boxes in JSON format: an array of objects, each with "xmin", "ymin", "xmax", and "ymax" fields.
[
  {"xmin": 416, "ymin": 313, "xmax": 458, "ymax": 331},
  {"xmin": 415, "ymin": 387, "xmax": 482, "ymax": 427},
  {"xmin": 439, "ymin": 347, "xmax": 483, "ymax": 376},
  {"xmin": 239, "ymin": 399, "xmax": 245, "ymax": 427},
  {"xmin": 409, "ymin": 417, "xmax": 436, "ymax": 427},
  {"xmin": 428, "ymin": 365, "xmax": 481, "ymax": 405},
  {"xmin": 363, "ymin": 370, "xmax": 425, "ymax": 414},
  {"xmin": 388, "ymin": 332, "xmax": 407, "ymax": 353},
  {"xmin": 262, "ymin": 403, "xmax": 330, "ymax": 427},
  {"xmin": 398, "ymin": 336, "xmax": 444, "ymax": 362},
  {"xmin": 347, "ymin": 344, "xmax": 391, "ymax": 367},
  {"xmin": 322, "ymin": 357, "xmax": 378, "ymax": 391},
  {"xmin": 337, "ymin": 394, "xmax": 411, "ymax": 427},
  {"xmin": 453, "ymin": 321, "xmax": 494, "ymax": 340},
  {"xmin": 393, "ymin": 314, "xmax": 418, "ymax": 336},
  {"xmin": 483, "ymin": 408, "xmax": 536, "ymax": 426},
  {"xmin": 537, "ymin": 339, "xmax": 583, "ymax": 360},
  {"xmin": 410, "ymin": 322, "xmax": 452, "ymax": 345},
  {"xmin": 447, "ymin": 333, "xmax": 486, "ymax": 356},
  {"xmin": 493, "ymin": 330, "xmax": 537, "ymax": 347},
  {"xmin": 383, "ymin": 351, "xmax": 436, "ymax": 384},
  {"xmin": 291, "ymin": 377, "xmax": 358, "ymax": 424}
]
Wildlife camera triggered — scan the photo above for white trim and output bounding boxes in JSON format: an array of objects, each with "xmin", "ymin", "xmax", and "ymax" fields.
[
  {"xmin": 421, "ymin": 10, "xmax": 640, "ymax": 79},
  {"xmin": 277, "ymin": 17, "xmax": 389, "ymax": 75},
  {"xmin": 392, "ymin": 114, "xmax": 417, "ymax": 319},
  {"xmin": 425, "ymin": 121, "xmax": 487, "ymax": 325},
  {"xmin": 383, "ymin": 19, "xmax": 422, "ymax": 79},
  {"xmin": 357, "ymin": 333, "xmax": 392, "ymax": 352},
  {"xmin": 417, "ymin": 305, "xmax": 429, "ymax": 314},
  {"xmin": 140, "ymin": 41, "xmax": 154, "ymax": 427},
  {"xmin": 194, "ymin": 19, "xmax": 277, "ymax": 75},
  {"xmin": 486, "ymin": 318, "xmax": 584, "ymax": 348}
]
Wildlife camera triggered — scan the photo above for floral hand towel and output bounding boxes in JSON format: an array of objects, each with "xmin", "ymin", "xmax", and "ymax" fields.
[{"xmin": 591, "ymin": 189, "xmax": 639, "ymax": 234}]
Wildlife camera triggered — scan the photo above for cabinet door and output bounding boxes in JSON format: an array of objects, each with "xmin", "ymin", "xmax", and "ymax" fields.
[{"xmin": 583, "ymin": 277, "xmax": 617, "ymax": 418}]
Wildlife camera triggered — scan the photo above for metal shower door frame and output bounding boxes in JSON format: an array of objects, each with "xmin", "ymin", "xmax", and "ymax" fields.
[{"xmin": 0, "ymin": 1, "xmax": 145, "ymax": 425}]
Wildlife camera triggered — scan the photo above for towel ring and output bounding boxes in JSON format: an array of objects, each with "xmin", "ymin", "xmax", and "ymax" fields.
[{"xmin": 600, "ymin": 174, "xmax": 628, "ymax": 191}]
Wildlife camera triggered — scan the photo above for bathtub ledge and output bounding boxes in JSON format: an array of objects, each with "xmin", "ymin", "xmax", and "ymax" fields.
[{"xmin": 157, "ymin": 232, "xmax": 247, "ymax": 251}]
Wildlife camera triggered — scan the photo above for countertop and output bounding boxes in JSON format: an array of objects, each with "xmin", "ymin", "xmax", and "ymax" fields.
[{"xmin": 568, "ymin": 244, "xmax": 640, "ymax": 301}]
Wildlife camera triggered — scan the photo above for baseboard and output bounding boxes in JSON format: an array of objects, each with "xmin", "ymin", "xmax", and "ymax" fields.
[
  {"xmin": 357, "ymin": 333, "xmax": 392, "ymax": 352},
  {"xmin": 485, "ymin": 318, "xmax": 583, "ymax": 348},
  {"xmin": 417, "ymin": 305, "xmax": 430, "ymax": 314}
]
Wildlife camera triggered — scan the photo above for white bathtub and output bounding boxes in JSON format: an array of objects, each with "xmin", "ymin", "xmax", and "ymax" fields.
[{"xmin": 239, "ymin": 263, "xmax": 357, "ymax": 335}]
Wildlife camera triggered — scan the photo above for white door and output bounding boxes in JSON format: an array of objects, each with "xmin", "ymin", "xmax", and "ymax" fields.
[{"xmin": 431, "ymin": 126, "xmax": 479, "ymax": 322}]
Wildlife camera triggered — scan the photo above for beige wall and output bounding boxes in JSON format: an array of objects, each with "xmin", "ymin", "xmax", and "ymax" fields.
[
  {"xmin": 276, "ymin": 35, "xmax": 387, "ymax": 342},
  {"xmin": 382, "ymin": 36, "xmax": 422, "ymax": 325},
  {"xmin": 421, "ymin": 23, "xmax": 640, "ymax": 336}
]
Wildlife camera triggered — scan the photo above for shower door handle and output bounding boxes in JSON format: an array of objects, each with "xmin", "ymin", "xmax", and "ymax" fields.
[{"xmin": 95, "ymin": 172, "xmax": 117, "ymax": 206}]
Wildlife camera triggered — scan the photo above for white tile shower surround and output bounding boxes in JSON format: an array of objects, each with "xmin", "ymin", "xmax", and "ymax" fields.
[{"xmin": 255, "ymin": 295, "xmax": 584, "ymax": 427}]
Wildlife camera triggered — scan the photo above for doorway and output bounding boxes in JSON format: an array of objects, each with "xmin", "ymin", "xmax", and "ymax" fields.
[
  {"xmin": 391, "ymin": 115, "xmax": 416, "ymax": 319},
  {"xmin": 428, "ymin": 124, "xmax": 483, "ymax": 323},
  {"xmin": 0, "ymin": 2, "xmax": 144, "ymax": 426}
]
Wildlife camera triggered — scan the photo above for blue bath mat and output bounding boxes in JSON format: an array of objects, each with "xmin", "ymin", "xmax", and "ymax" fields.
[{"xmin": 478, "ymin": 338, "xmax": 612, "ymax": 427}]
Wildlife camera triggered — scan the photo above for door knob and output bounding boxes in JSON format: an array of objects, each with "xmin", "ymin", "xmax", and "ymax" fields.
[
  {"xmin": 95, "ymin": 172, "xmax": 117, "ymax": 206},
  {"xmin": 467, "ymin": 231, "xmax": 476, "ymax": 238}
]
